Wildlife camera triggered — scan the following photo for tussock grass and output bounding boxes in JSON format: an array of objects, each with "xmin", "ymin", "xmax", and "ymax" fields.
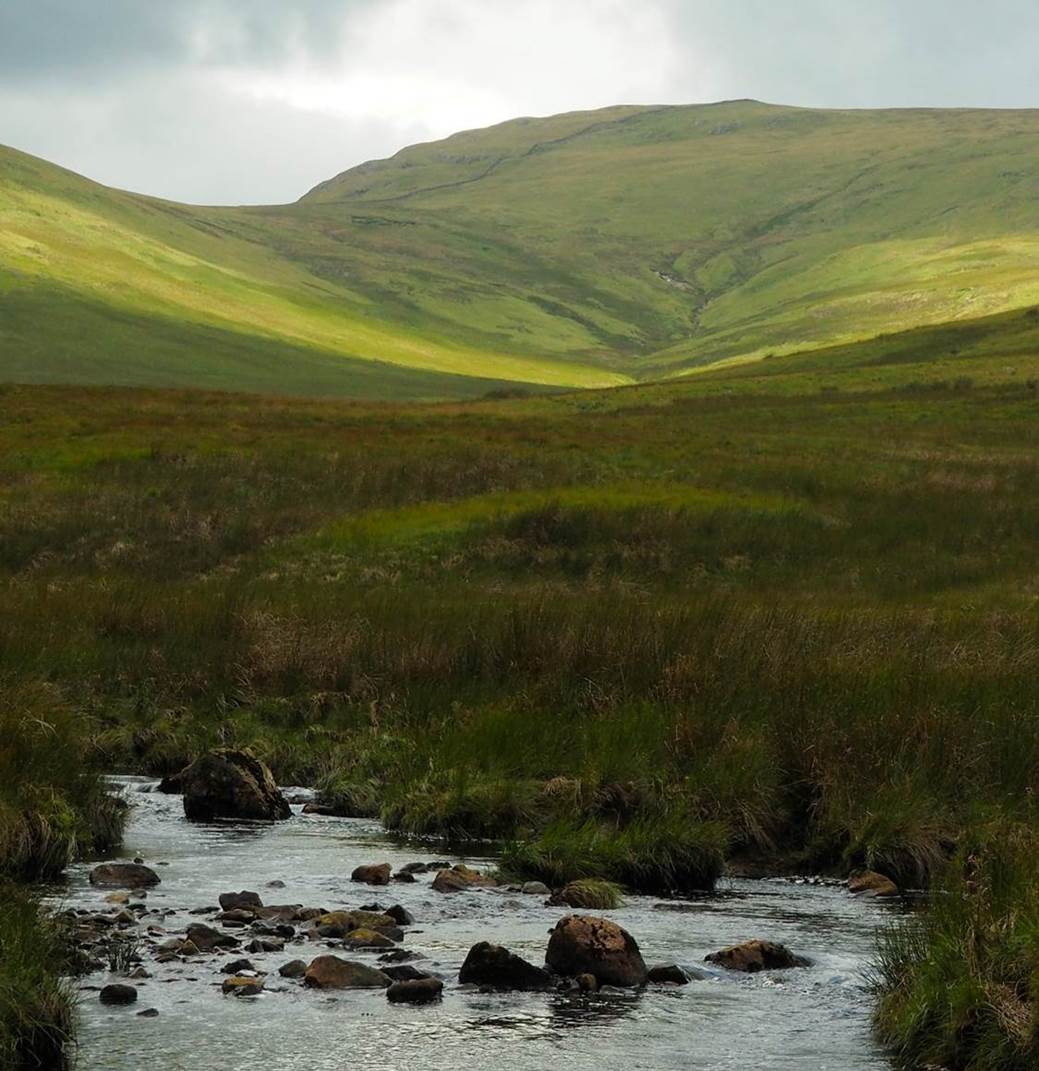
[
  {"xmin": 873, "ymin": 824, "xmax": 1039, "ymax": 1070},
  {"xmin": 503, "ymin": 816, "xmax": 729, "ymax": 894},
  {"xmin": 0, "ymin": 681, "xmax": 125, "ymax": 880},
  {"xmin": 0, "ymin": 892, "xmax": 75, "ymax": 1070},
  {"xmin": 555, "ymin": 879, "xmax": 625, "ymax": 909}
]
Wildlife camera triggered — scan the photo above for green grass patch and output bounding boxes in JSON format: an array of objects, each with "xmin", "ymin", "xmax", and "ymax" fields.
[
  {"xmin": 503, "ymin": 816, "xmax": 729, "ymax": 894},
  {"xmin": 0, "ymin": 891, "xmax": 75, "ymax": 1070},
  {"xmin": 873, "ymin": 823, "xmax": 1039, "ymax": 1070}
]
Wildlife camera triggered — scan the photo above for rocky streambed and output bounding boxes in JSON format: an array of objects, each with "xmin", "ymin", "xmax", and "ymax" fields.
[{"xmin": 54, "ymin": 777, "xmax": 899, "ymax": 1070}]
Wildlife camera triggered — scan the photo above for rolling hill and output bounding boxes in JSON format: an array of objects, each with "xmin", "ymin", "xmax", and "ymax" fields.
[{"xmin": 3, "ymin": 100, "xmax": 1039, "ymax": 397}]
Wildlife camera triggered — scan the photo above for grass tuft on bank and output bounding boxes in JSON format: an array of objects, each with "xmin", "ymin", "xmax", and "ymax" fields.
[
  {"xmin": 873, "ymin": 822, "xmax": 1039, "ymax": 1071},
  {"xmin": 0, "ymin": 891, "xmax": 75, "ymax": 1071},
  {"xmin": 0, "ymin": 680, "xmax": 125, "ymax": 881}
]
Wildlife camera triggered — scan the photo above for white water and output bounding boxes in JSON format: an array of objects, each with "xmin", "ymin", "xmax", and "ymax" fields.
[{"xmin": 60, "ymin": 778, "xmax": 896, "ymax": 1071}]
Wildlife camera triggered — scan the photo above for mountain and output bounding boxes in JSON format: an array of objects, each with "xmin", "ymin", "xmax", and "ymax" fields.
[{"xmin": 3, "ymin": 100, "xmax": 1039, "ymax": 397}]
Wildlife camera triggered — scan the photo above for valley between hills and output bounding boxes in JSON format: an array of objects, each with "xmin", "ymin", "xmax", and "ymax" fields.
[{"xmin": 4, "ymin": 101, "xmax": 1039, "ymax": 1071}]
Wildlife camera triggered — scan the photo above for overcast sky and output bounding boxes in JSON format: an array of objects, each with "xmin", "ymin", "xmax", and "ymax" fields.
[{"xmin": 2, "ymin": 0, "xmax": 1038, "ymax": 205}]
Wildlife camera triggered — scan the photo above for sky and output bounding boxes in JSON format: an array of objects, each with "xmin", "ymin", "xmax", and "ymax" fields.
[{"xmin": 2, "ymin": 0, "xmax": 1038, "ymax": 205}]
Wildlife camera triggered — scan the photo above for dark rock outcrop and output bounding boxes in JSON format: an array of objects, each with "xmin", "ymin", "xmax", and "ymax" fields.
[
  {"xmin": 382, "ymin": 964, "xmax": 430, "ymax": 982},
  {"xmin": 704, "ymin": 940, "xmax": 809, "ymax": 973},
  {"xmin": 459, "ymin": 942, "xmax": 553, "ymax": 991},
  {"xmin": 156, "ymin": 769, "xmax": 185, "ymax": 794},
  {"xmin": 219, "ymin": 890, "xmax": 263, "ymax": 911},
  {"xmin": 185, "ymin": 923, "xmax": 238, "ymax": 952},
  {"xmin": 351, "ymin": 863, "xmax": 391, "ymax": 886},
  {"xmin": 385, "ymin": 904, "xmax": 415, "ymax": 927},
  {"xmin": 647, "ymin": 964, "xmax": 691, "ymax": 985},
  {"xmin": 303, "ymin": 955, "xmax": 391, "ymax": 990},
  {"xmin": 180, "ymin": 749, "xmax": 290, "ymax": 822},
  {"xmin": 89, "ymin": 863, "xmax": 160, "ymax": 889},
  {"xmin": 221, "ymin": 958, "xmax": 255, "ymax": 975},
  {"xmin": 848, "ymin": 870, "xmax": 899, "ymax": 898},
  {"xmin": 431, "ymin": 864, "xmax": 496, "ymax": 893},
  {"xmin": 545, "ymin": 915, "xmax": 648, "ymax": 988},
  {"xmin": 386, "ymin": 977, "xmax": 443, "ymax": 1004},
  {"xmin": 99, "ymin": 984, "xmax": 138, "ymax": 1006}
]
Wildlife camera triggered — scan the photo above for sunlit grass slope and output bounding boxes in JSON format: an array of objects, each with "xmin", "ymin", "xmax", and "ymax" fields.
[
  {"xmin": 305, "ymin": 100, "xmax": 1039, "ymax": 374},
  {"xmin": 0, "ymin": 145, "xmax": 621, "ymax": 397},
  {"xmin": 4, "ymin": 101, "xmax": 1039, "ymax": 397}
]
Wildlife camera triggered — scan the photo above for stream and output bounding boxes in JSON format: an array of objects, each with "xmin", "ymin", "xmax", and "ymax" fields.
[{"xmin": 58, "ymin": 777, "xmax": 897, "ymax": 1070}]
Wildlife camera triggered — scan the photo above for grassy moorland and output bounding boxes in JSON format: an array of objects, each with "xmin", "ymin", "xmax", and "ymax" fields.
[
  {"xmin": 5, "ymin": 101, "xmax": 1039, "ymax": 401},
  {"xmin": 3, "ymin": 306, "xmax": 1039, "ymax": 1064}
]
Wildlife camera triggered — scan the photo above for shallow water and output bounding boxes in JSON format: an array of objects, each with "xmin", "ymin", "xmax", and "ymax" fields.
[{"xmin": 60, "ymin": 778, "xmax": 896, "ymax": 1071}]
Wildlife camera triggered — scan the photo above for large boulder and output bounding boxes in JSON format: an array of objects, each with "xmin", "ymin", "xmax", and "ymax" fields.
[
  {"xmin": 431, "ymin": 865, "xmax": 497, "ymax": 893},
  {"xmin": 545, "ymin": 916, "xmax": 647, "ymax": 988},
  {"xmin": 459, "ymin": 942, "xmax": 553, "ymax": 991},
  {"xmin": 303, "ymin": 955, "xmax": 391, "ymax": 989},
  {"xmin": 180, "ymin": 749, "xmax": 290, "ymax": 822},
  {"xmin": 705, "ymin": 940, "xmax": 809, "ymax": 973},
  {"xmin": 351, "ymin": 863, "xmax": 391, "ymax": 886},
  {"xmin": 89, "ymin": 863, "xmax": 160, "ymax": 889},
  {"xmin": 848, "ymin": 870, "xmax": 899, "ymax": 898}
]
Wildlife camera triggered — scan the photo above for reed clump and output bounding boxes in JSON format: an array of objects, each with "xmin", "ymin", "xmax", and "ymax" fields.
[{"xmin": 873, "ymin": 822, "xmax": 1039, "ymax": 1071}]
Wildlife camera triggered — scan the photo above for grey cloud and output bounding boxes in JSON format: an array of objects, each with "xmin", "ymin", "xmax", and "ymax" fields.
[
  {"xmin": 668, "ymin": 0, "xmax": 1039, "ymax": 108},
  {"xmin": 0, "ymin": 1, "xmax": 365, "ymax": 83},
  {"xmin": 2, "ymin": 0, "xmax": 1039, "ymax": 204},
  {"xmin": 0, "ymin": 74, "xmax": 425, "ymax": 204}
]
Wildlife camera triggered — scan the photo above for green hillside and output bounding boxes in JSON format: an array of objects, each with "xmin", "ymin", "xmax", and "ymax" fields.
[
  {"xmin": 3, "ymin": 100, "xmax": 1039, "ymax": 396},
  {"xmin": 0, "ymin": 144, "xmax": 622, "ymax": 398},
  {"xmin": 303, "ymin": 100, "xmax": 1039, "ymax": 374}
]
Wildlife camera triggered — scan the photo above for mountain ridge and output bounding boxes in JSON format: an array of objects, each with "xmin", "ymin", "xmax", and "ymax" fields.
[{"xmin": 3, "ymin": 100, "xmax": 1039, "ymax": 397}]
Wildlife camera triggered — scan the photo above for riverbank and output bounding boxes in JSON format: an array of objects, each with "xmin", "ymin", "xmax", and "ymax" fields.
[
  {"xmin": 4, "ymin": 361, "xmax": 1039, "ymax": 1064},
  {"xmin": 0, "ymin": 680, "xmax": 126, "ymax": 1067},
  {"xmin": 62, "ymin": 779, "xmax": 894, "ymax": 1071}
]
